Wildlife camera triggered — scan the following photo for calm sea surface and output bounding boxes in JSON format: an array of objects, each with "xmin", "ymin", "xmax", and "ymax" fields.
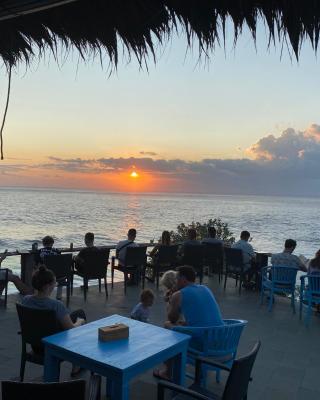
[{"xmin": 0, "ymin": 188, "xmax": 319, "ymax": 290}]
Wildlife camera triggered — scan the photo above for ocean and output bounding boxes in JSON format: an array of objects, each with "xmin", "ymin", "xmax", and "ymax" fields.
[{"xmin": 0, "ymin": 188, "xmax": 319, "ymax": 290}]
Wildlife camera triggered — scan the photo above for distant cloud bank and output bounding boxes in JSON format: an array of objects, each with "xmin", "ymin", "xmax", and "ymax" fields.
[{"xmin": 2, "ymin": 124, "xmax": 320, "ymax": 196}]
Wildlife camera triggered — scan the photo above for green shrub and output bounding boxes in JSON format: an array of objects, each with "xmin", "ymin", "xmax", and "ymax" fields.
[{"xmin": 170, "ymin": 218, "xmax": 235, "ymax": 244}]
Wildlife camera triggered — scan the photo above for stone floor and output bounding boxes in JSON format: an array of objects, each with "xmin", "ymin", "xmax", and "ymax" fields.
[{"xmin": 0, "ymin": 275, "xmax": 320, "ymax": 399}]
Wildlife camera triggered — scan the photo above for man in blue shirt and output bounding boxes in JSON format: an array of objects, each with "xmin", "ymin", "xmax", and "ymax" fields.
[{"xmin": 154, "ymin": 266, "xmax": 223, "ymax": 380}]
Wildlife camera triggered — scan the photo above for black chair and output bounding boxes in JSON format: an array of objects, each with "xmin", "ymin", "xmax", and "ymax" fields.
[
  {"xmin": 182, "ymin": 245, "xmax": 205, "ymax": 284},
  {"xmin": 224, "ymin": 248, "xmax": 245, "ymax": 294},
  {"xmin": 2, "ymin": 376, "xmax": 101, "ymax": 400},
  {"xmin": 16, "ymin": 303, "xmax": 60, "ymax": 382},
  {"xmin": 0, "ymin": 268, "xmax": 9, "ymax": 307},
  {"xmin": 157, "ymin": 341, "xmax": 261, "ymax": 400},
  {"xmin": 203, "ymin": 243, "xmax": 224, "ymax": 283},
  {"xmin": 72, "ymin": 249, "xmax": 110, "ymax": 301},
  {"xmin": 43, "ymin": 254, "xmax": 73, "ymax": 305},
  {"xmin": 150, "ymin": 245, "xmax": 179, "ymax": 288},
  {"xmin": 111, "ymin": 246, "xmax": 147, "ymax": 294}
]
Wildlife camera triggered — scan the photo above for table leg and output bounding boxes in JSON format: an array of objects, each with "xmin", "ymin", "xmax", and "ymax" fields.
[
  {"xmin": 172, "ymin": 350, "xmax": 186, "ymax": 387},
  {"xmin": 112, "ymin": 377, "xmax": 129, "ymax": 400},
  {"xmin": 44, "ymin": 348, "xmax": 60, "ymax": 382}
]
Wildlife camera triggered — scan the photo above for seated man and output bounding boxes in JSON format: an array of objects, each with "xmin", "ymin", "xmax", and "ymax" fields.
[
  {"xmin": 154, "ymin": 265, "xmax": 223, "ymax": 379},
  {"xmin": 116, "ymin": 228, "xmax": 138, "ymax": 266},
  {"xmin": 201, "ymin": 226, "xmax": 223, "ymax": 245},
  {"xmin": 74, "ymin": 232, "xmax": 97, "ymax": 273},
  {"xmin": 178, "ymin": 228, "xmax": 201, "ymax": 258},
  {"xmin": 271, "ymin": 239, "xmax": 307, "ymax": 272},
  {"xmin": 232, "ymin": 230, "xmax": 255, "ymax": 271},
  {"xmin": 35, "ymin": 235, "xmax": 60, "ymax": 265},
  {"xmin": 0, "ymin": 250, "xmax": 32, "ymax": 298},
  {"xmin": 35, "ymin": 235, "xmax": 61, "ymax": 299}
]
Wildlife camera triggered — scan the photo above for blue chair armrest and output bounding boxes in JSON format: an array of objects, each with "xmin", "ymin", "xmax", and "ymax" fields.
[
  {"xmin": 157, "ymin": 380, "xmax": 211, "ymax": 400},
  {"xmin": 195, "ymin": 356, "xmax": 231, "ymax": 372}
]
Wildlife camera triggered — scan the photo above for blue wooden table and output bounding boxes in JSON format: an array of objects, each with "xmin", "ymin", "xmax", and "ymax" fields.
[{"xmin": 43, "ymin": 314, "xmax": 190, "ymax": 400}]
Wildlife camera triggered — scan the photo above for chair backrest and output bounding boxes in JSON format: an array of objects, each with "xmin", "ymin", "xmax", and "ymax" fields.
[
  {"xmin": 307, "ymin": 274, "xmax": 320, "ymax": 294},
  {"xmin": 173, "ymin": 319, "xmax": 247, "ymax": 357},
  {"xmin": 182, "ymin": 245, "xmax": 204, "ymax": 267},
  {"xmin": 223, "ymin": 341, "xmax": 261, "ymax": 400},
  {"xmin": 124, "ymin": 246, "xmax": 147, "ymax": 266},
  {"xmin": 203, "ymin": 243, "xmax": 224, "ymax": 265},
  {"xmin": 271, "ymin": 266, "xmax": 298, "ymax": 285},
  {"xmin": 157, "ymin": 245, "xmax": 179, "ymax": 264},
  {"xmin": 81, "ymin": 249, "xmax": 110, "ymax": 279},
  {"xmin": 16, "ymin": 303, "xmax": 60, "ymax": 347},
  {"xmin": 2, "ymin": 379, "xmax": 86, "ymax": 400},
  {"xmin": 43, "ymin": 253, "xmax": 73, "ymax": 280},
  {"xmin": 224, "ymin": 247, "xmax": 243, "ymax": 270}
]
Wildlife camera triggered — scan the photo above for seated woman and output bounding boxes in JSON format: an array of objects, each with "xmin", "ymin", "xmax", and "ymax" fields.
[
  {"xmin": 22, "ymin": 265, "xmax": 86, "ymax": 375},
  {"xmin": 308, "ymin": 250, "xmax": 320, "ymax": 275},
  {"xmin": 147, "ymin": 231, "xmax": 171, "ymax": 281},
  {"xmin": 149, "ymin": 230, "xmax": 171, "ymax": 263}
]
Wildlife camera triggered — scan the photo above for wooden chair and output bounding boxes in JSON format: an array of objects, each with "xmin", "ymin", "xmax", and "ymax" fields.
[
  {"xmin": 72, "ymin": 249, "xmax": 110, "ymax": 301},
  {"xmin": 43, "ymin": 254, "xmax": 73, "ymax": 305},
  {"xmin": 149, "ymin": 245, "xmax": 179, "ymax": 288},
  {"xmin": 111, "ymin": 246, "xmax": 147, "ymax": 294},
  {"xmin": 157, "ymin": 341, "xmax": 261, "ymax": 400},
  {"xmin": 224, "ymin": 248, "xmax": 245, "ymax": 294},
  {"xmin": 16, "ymin": 303, "xmax": 60, "ymax": 381},
  {"xmin": 182, "ymin": 245, "xmax": 205, "ymax": 284},
  {"xmin": 203, "ymin": 243, "xmax": 224, "ymax": 283}
]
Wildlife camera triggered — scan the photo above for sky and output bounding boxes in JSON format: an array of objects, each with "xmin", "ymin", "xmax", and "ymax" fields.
[{"xmin": 0, "ymin": 19, "xmax": 320, "ymax": 195}]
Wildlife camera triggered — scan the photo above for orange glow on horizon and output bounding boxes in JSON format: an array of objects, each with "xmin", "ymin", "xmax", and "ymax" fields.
[{"xmin": 130, "ymin": 171, "xmax": 139, "ymax": 178}]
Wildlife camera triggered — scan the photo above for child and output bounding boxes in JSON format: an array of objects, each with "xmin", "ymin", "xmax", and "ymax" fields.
[
  {"xmin": 131, "ymin": 289, "xmax": 154, "ymax": 322},
  {"xmin": 159, "ymin": 270, "xmax": 177, "ymax": 302}
]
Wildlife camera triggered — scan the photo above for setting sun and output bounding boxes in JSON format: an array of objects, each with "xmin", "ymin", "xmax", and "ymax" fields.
[{"xmin": 130, "ymin": 171, "xmax": 139, "ymax": 178}]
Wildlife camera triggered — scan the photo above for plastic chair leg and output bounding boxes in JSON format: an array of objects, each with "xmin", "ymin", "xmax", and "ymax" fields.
[
  {"xmin": 20, "ymin": 356, "xmax": 26, "ymax": 382},
  {"xmin": 98, "ymin": 279, "xmax": 101, "ymax": 292},
  {"xmin": 224, "ymin": 272, "xmax": 227, "ymax": 290},
  {"xmin": 83, "ymin": 279, "xmax": 87, "ymax": 301},
  {"xmin": 260, "ymin": 287, "xmax": 264, "ymax": 305},
  {"xmin": 104, "ymin": 277, "xmax": 108, "ymax": 298},
  {"xmin": 268, "ymin": 290, "xmax": 274, "ymax": 312},
  {"xmin": 291, "ymin": 292, "xmax": 296, "ymax": 314},
  {"xmin": 111, "ymin": 268, "xmax": 114, "ymax": 289}
]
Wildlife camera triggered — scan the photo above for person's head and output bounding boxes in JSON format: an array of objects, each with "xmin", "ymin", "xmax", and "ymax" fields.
[
  {"xmin": 128, "ymin": 228, "xmax": 137, "ymax": 241},
  {"xmin": 187, "ymin": 228, "xmax": 197, "ymax": 241},
  {"xmin": 284, "ymin": 239, "xmax": 297, "ymax": 253},
  {"xmin": 176, "ymin": 265, "xmax": 196, "ymax": 289},
  {"xmin": 42, "ymin": 235, "xmax": 54, "ymax": 248},
  {"xmin": 310, "ymin": 249, "xmax": 320, "ymax": 269},
  {"xmin": 160, "ymin": 270, "xmax": 177, "ymax": 290},
  {"xmin": 84, "ymin": 232, "xmax": 94, "ymax": 247},
  {"xmin": 32, "ymin": 265, "xmax": 56, "ymax": 294},
  {"xmin": 140, "ymin": 288, "xmax": 154, "ymax": 307},
  {"xmin": 240, "ymin": 231, "xmax": 250, "ymax": 241},
  {"xmin": 208, "ymin": 226, "xmax": 217, "ymax": 238},
  {"xmin": 161, "ymin": 231, "xmax": 171, "ymax": 246}
]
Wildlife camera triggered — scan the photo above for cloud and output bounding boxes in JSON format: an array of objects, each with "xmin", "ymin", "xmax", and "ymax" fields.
[
  {"xmin": 139, "ymin": 151, "xmax": 158, "ymax": 156},
  {"xmin": 3, "ymin": 124, "xmax": 320, "ymax": 196},
  {"xmin": 247, "ymin": 124, "xmax": 320, "ymax": 161}
]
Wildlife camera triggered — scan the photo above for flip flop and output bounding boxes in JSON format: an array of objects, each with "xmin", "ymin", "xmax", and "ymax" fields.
[{"xmin": 153, "ymin": 368, "xmax": 171, "ymax": 382}]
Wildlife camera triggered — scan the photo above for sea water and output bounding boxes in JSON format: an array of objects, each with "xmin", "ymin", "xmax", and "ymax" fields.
[{"xmin": 0, "ymin": 188, "xmax": 319, "ymax": 290}]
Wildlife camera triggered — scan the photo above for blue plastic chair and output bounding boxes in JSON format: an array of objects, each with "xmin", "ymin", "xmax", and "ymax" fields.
[
  {"xmin": 260, "ymin": 266, "xmax": 298, "ymax": 312},
  {"xmin": 172, "ymin": 319, "xmax": 247, "ymax": 384},
  {"xmin": 300, "ymin": 274, "xmax": 320, "ymax": 326}
]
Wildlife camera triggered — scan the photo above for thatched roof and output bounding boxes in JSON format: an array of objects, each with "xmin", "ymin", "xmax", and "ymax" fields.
[{"xmin": 0, "ymin": 0, "xmax": 320, "ymax": 69}]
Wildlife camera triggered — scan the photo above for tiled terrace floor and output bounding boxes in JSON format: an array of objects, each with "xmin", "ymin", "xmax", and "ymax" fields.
[{"xmin": 0, "ymin": 276, "xmax": 319, "ymax": 399}]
